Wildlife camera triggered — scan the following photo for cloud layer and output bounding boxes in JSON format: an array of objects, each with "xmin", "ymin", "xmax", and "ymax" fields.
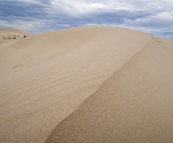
[{"xmin": 0, "ymin": 0, "xmax": 173, "ymax": 38}]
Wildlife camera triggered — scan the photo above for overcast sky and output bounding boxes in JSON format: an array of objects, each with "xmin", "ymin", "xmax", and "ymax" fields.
[{"xmin": 0, "ymin": 0, "xmax": 173, "ymax": 38}]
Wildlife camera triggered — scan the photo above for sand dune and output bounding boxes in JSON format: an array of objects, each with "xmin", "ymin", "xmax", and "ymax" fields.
[
  {"xmin": 45, "ymin": 36, "xmax": 173, "ymax": 143},
  {"xmin": 0, "ymin": 26, "xmax": 172, "ymax": 143}
]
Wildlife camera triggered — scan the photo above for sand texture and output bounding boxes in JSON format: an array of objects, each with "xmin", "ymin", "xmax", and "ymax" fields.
[
  {"xmin": 45, "ymin": 36, "xmax": 173, "ymax": 143},
  {"xmin": 0, "ymin": 26, "xmax": 172, "ymax": 143}
]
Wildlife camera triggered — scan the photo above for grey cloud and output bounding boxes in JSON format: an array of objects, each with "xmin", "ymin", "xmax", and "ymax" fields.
[{"xmin": 0, "ymin": 0, "xmax": 173, "ymax": 38}]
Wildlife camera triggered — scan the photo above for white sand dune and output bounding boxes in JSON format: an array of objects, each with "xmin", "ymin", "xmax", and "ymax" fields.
[
  {"xmin": 0, "ymin": 26, "xmax": 172, "ymax": 143},
  {"xmin": 45, "ymin": 35, "xmax": 173, "ymax": 143}
]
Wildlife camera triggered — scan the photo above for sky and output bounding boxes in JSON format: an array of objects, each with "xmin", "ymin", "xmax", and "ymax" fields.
[{"xmin": 0, "ymin": 0, "xmax": 173, "ymax": 39}]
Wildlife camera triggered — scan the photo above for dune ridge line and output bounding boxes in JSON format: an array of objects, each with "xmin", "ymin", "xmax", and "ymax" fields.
[
  {"xmin": 45, "ymin": 35, "xmax": 173, "ymax": 143},
  {"xmin": 1, "ymin": 26, "xmax": 155, "ymax": 143}
]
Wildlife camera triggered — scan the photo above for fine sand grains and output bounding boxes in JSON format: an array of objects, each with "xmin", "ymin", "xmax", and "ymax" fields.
[
  {"xmin": 45, "ymin": 37, "xmax": 173, "ymax": 143},
  {"xmin": 0, "ymin": 26, "xmax": 158, "ymax": 143}
]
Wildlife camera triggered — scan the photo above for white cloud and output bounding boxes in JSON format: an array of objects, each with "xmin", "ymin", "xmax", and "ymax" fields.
[
  {"xmin": 49, "ymin": 0, "xmax": 134, "ymax": 17},
  {"xmin": 0, "ymin": 0, "xmax": 173, "ymax": 38},
  {"xmin": 0, "ymin": 18, "xmax": 51, "ymax": 33},
  {"xmin": 48, "ymin": 0, "xmax": 173, "ymax": 16},
  {"xmin": 3, "ymin": 0, "xmax": 40, "ymax": 4},
  {"xmin": 47, "ymin": 0, "xmax": 172, "ymax": 37},
  {"xmin": 124, "ymin": 11, "xmax": 173, "ymax": 33}
]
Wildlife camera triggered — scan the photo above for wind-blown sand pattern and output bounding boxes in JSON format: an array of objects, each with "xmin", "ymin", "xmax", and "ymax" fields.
[{"xmin": 0, "ymin": 26, "xmax": 172, "ymax": 143}]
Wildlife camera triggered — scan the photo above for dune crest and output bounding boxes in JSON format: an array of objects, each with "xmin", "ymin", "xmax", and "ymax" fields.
[
  {"xmin": 45, "ymin": 36, "xmax": 173, "ymax": 143},
  {"xmin": 0, "ymin": 26, "xmax": 153, "ymax": 143}
]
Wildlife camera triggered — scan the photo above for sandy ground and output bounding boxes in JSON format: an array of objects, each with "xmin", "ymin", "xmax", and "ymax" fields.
[
  {"xmin": 45, "ymin": 35, "xmax": 173, "ymax": 143},
  {"xmin": 0, "ymin": 26, "xmax": 172, "ymax": 143}
]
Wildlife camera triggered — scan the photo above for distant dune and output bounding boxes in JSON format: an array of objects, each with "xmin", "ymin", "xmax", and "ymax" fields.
[{"xmin": 0, "ymin": 26, "xmax": 172, "ymax": 143}]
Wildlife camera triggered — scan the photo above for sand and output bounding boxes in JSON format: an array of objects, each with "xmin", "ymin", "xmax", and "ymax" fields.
[{"xmin": 0, "ymin": 26, "xmax": 172, "ymax": 143}]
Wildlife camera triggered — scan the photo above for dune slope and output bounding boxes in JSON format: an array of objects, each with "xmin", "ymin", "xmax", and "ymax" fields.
[
  {"xmin": 0, "ymin": 26, "xmax": 151, "ymax": 143},
  {"xmin": 45, "ymin": 37, "xmax": 173, "ymax": 143}
]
